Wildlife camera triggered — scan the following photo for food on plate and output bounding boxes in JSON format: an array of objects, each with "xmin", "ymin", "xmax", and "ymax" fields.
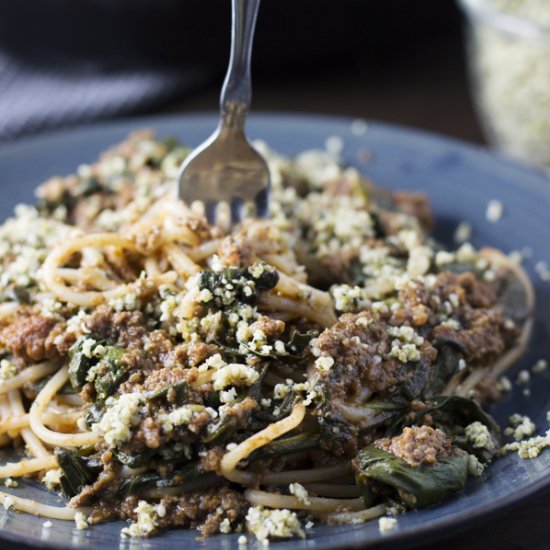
[{"xmin": 0, "ymin": 131, "xmax": 534, "ymax": 540}]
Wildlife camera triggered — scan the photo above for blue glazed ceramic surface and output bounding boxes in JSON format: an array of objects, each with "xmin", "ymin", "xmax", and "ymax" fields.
[{"xmin": 0, "ymin": 114, "xmax": 549, "ymax": 549}]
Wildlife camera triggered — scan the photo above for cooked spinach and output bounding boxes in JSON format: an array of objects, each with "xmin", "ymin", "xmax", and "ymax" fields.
[
  {"xmin": 114, "ymin": 448, "xmax": 156, "ymax": 469},
  {"xmin": 249, "ymin": 432, "xmax": 319, "ymax": 462},
  {"xmin": 117, "ymin": 461, "xmax": 204, "ymax": 496},
  {"xmin": 145, "ymin": 380, "xmax": 188, "ymax": 405},
  {"xmin": 199, "ymin": 264, "xmax": 279, "ymax": 310},
  {"xmin": 69, "ymin": 337, "xmax": 125, "ymax": 398},
  {"xmin": 354, "ymin": 446, "xmax": 469, "ymax": 509},
  {"xmin": 203, "ymin": 364, "xmax": 267, "ymax": 444},
  {"xmin": 56, "ymin": 448, "xmax": 102, "ymax": 498},
  {"xmin": 68, "ymin": 338, "xmax": 95, "ymax": 389}
]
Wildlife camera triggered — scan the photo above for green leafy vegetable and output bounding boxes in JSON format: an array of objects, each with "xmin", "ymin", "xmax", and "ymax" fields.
[
  {"xmin": 199, "ymin": 264, "xmax": 279, "ymax": 310},
  {"xmin": 56, "ymin": 449, "xmax": 102, "ymax": 498},
  {"xmin": 249, "ymin": 432, "xmax": 319, "ymax": 462},
  {"xmin": 113, "ymin": 449, "xmax": 157, "ymax": 469},
  {"xmin": 68, "ymin": 337, "xmax": 126, "ymax": 398},
  {"xmin": 68, "ymin": 338, "xmax": 95, "ymax": 389},
  {"xmin": 354, "ymin": 446, "xmax": 469, "ymax": 509},
  {"xmin": 117, "ymin": 462, "xmax": 204, "ymax": 496},
  {"xmin": 202, "ymin": 364, "xmax": 268, "ymax": 444},
  {"xmin": 145, "ymin": 380, "xmax": 188, "ymax": 405}
]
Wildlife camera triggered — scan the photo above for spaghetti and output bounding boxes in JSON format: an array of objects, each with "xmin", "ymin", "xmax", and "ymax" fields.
[{"xmin": 0, "ymin": 131, "xmax": 534, "ymax": 541}]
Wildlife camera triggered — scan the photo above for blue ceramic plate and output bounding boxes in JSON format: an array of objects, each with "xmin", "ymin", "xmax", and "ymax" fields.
[{"xmin": 0, "ymin": 114, "xmax": 549, "ymax": 550}]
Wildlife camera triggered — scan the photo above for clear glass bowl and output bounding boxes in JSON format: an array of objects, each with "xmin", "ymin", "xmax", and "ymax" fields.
[{"xmin": 459, "ymin": 0, "xmax": 550, "ymax": 166}]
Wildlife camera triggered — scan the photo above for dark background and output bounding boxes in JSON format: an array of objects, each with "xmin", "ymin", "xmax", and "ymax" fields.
[
  {"xmin": 0, "ymin": 0, "xmax": 484, "ymax": 144},
  {"xmin": 0, "ymin": 1, "xmax": 548, "ymax": 549}
]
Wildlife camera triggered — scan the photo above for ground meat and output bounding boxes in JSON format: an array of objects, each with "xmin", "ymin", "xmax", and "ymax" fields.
[
  {"xmin": 391, "ymin": 191, "xmax": 434, "ymax": 232},
  {"xmin": 455, "ymin": 271, "xmax": 497, "ymax": 309},
  {"xmin": 218, "ymin": 235, "xmax": 254, "ymax": 268},
  {"xmin": 374, "ymin": 425, "xmax": 454, "ymax": 467},
  {"xmin": 220, "ymin": 397, "xmax": 258, "ymax": 428},
  {"xmin": 186, "ymin": 216, "xmax": 221, "ymax": 243},
  {"xmin": 132, "ymin": 224, "xmax": 163, "ymax": 254},
  {"xmin": 115, "ymin": 487, "xmax": 248, "ymax": 536},
  {"xmin": 85, "ymin": 306, "xmax": 147, "ymax": 347},
  {"xmin": 0, "ymin": 310, "xmax": 69, "ymax": 363},
  {"xmin": 316, "ymin": 310, "xmax": 437, "ymax": 398},
  {"xmin": 433, "ymin": 308, "xmax": 512, "ymax": 366},
  {"xmin": 173, "ymin": 342, "xmax": 218, "ymax": 368},
  {"xmin": 314, "ymin": 310, "xmax": 437, "ymax": 456},
  {"xmin": 200, "ymin": 446, "xmax": 226, "ymax": 473},
  {"xmin": 248, "ymin": 315, "xmax": 285, "ymax": 340},
  {"xmin": 394, "ymin": 271, "xmax": 517, "ymax": 367},
  {"xmin": 141, "ymin": 367, "xmax": 188, "ymax": 394},
  {"xmin": 133, "ymin": 417, "xmax": 167, "ymax": 449},
  {"xmin": 86, "ymin": 306, "xmax": 181, "ymax": 381},
  {"xmin": 70, "ymin": 468, "xmax": 117, "ymax": 507}
]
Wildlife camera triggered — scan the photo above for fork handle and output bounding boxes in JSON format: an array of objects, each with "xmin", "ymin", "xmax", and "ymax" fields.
[{"xmin": 219, "ymin": 0, "xmax": 261, "ymax": 131}]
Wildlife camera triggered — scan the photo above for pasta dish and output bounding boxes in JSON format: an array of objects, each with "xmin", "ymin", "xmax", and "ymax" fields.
[{"xmin": 0, "ymin": 131, "xmax": 534, "ymax": 541}]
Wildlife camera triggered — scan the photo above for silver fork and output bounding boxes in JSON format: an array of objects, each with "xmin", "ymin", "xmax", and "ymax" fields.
[{"xmin": 177, "ymin": 0, "xmax": 270, "ymax": 227}]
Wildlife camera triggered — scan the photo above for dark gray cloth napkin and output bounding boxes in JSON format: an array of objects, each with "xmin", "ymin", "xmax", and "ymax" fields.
[{"xmin": 0, "ymin": 51, "xmax": 210, "ymax": 143}]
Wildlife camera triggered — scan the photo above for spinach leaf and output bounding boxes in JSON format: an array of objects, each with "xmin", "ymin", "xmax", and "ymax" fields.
[
  {"xmin": 202, "ymin": 364, "xmax": 268, "ymax": 444},
  {"xmin": 354, "ymin": 446, "xmax": 469, "ymax": 509},
  {"xmin": 113, "ymin": 449, "xmax": 157, "ymax": 469},
  {"xmin": 199, "ymin": 264, "xmax": 279, "ymax": 310},
  {"xmin": 117, "ymin": 461, "xmax": 204, "ymax": 496},
  {"xmin": 94, "ymin": 357, "xmax": 127, "ymax": 401},
  {"xmin": 56, "ymin": 449, "xmax": 102, "ymax": 498},
  {"xmin": 69, "ymin": 337, "xmax": 126, "ymax": 398},
  {"xmin": 68, "ymin": 338, "xmax": 95, "ymax": 389},
  {"xmin": 249, "ymin": 432, "xmax": 319, "ymax": 462},
  {"xmin": 145, "ymin": 380, "xmax": 188, "ymax": 405}
]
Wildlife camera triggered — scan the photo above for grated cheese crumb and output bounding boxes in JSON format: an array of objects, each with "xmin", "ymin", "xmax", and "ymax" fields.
[
  {"xmin": 91, "ymin": 392, "xmax": 144, "ymax": 447},
  {"xmin": 220, "ymin": 518, "xmax": 232, "ymax": 533},
  {"xmin": 486, "ymin": 200, "xmax": 503, "ymax": 222},
  {"xmin": 43, "ymin": 468, "xmax": 62, "ymax": 490},
  {"xmin": 378, "ymin": 517, "xmax": 398, "ymax": 534},
  {"xmin": 245, "ymin": 506, "xmax": 304, "ymax": 541},
  {"xmin": 43, "ymin": 521, "xmax": 52, "ymax": 528},
  {"xmin": 504, "ymin": 414, "xmax": 536, "ymax": 441},
  {"xmin": 0, "ymin": 359, "xmax": 16, "ymax": 381},
  {"xmin": 157, "ymin": 405, "xmax": 215, "ymax": 434},
  {"xmin": 3, "ymin": 478, "xmax": 17, "ymax": 488},
  {"xmin": 465, "ymin": 421, "xmax": 495, "ymax": 450},
  {"xmin": 212, "ymin": 364, "xmax": 260, "ymax": 390},
  {"xmin": 289, "ymin": 483, "xmax": 310, "ymax": 505},
  {"xmin": 496, "ymin": 376, "xmax": 513, "ymax": 392},
  {"xmin": 351, "ymin": 119, "xmax": 368, "ymax": 136},
  {"xmin": 532, "ymin": 359, "xmax": 548, "ymax": 374},
  {"xmin": 314, "ymin": 355, "xmax": 334, "ymax": 373},
  {"xmin": 516, "ymin": 370, "xmax": 530, "ymax": 385},
  {"xmin": 74, "ymin": 512, "xmax": 89, "ymax": 530},
  {"xmin": 501, "ymin": 428, "xmax": 550, "ymax": 459},
  {"xmin": 535, "ymin": 261, "xmax": 550, "ymax": 282},
  {"xmin": 121, "ymin": 501, "xmax": 163, "ymax": 538},
  {"xmin": 454, "ymin": 222, "xmax": 472, "ymax": 243},
  {"xmin": 467, "ymin": 454, "xmax": 485, "ymax": 477}
]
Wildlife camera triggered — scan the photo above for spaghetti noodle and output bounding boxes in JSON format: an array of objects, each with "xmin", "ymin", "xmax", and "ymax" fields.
[{"xmin": 0, "ymin": 131, "xmax": 534, "ymax": 541}]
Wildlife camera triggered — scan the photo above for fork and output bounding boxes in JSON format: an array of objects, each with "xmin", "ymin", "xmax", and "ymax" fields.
[{"xmin": 177, "ymin": 0, "xmax": 270, "ymax": 227}]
